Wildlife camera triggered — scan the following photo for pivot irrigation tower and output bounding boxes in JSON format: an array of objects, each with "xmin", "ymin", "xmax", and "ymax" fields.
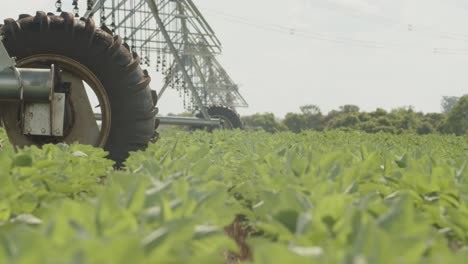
[{"xmin": 61, "ymin": 0, "xmax": 248, "ymax": 128}]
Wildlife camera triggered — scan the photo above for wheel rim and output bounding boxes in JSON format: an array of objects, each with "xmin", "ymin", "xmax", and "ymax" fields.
[
  {"xmin": 210, "ymin": 115, "xmax": 234, "ymax": 130},
  {"xmin": 2, "ymin": 54, "xmax": 111, "ymax": 148}
]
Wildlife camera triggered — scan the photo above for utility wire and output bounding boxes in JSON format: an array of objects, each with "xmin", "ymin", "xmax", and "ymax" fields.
[
  {"xmin": 202, "ymin": 8, "xmax": 416, "ymax": 51},
  {"xmin": 202, "ymin": 6, "xmax": 468, "ymax": 55},
  {"xmin": 307, "ymin": 0, "xmax": 468, "ymax": 42}
]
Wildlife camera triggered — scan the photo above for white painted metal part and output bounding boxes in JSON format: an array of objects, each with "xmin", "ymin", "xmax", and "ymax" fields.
[{"xmin": 23, "ymin": 93, "xmax": 66, "ymax": 136}]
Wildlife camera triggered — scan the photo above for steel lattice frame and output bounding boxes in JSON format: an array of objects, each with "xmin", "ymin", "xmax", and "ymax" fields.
[{"xmin": 81, "ymin": 0, "xmax": 247, "ymax": 116}]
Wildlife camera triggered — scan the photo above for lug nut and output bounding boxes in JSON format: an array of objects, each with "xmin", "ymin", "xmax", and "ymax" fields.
[{"xmin": 41, "ymin": 128, "xmax": 46, "ymax": 134}]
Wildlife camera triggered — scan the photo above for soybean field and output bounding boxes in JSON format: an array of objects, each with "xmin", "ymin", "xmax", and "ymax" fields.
[{"xmin": 0, "ymin": 129, "xmax": 467, "ymax": 263}]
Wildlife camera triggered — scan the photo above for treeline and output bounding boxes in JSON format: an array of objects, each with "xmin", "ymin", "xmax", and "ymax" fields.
[{"xmin": 242, "ymin": 95, "xmax": 468, "ymax": 136}]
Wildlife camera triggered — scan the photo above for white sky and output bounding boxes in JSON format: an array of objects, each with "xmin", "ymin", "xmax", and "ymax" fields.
[{"xmin": 1, "ymin": 1, "xmax": 467, "ymax": 117}]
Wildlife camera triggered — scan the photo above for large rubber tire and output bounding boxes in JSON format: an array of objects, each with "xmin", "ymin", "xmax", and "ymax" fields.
[
  {"xmin": 197, "ymin": 106, "xmax": 243, "ymax": 130},
  {"xmin": 0, "ymin": 12, "xmax": 158, "ymax": 166}
]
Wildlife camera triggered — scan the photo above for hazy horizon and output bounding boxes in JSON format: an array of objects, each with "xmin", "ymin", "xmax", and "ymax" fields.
[{"xmin": 1, "ymin": 1, "xmax": 467, "ymax": 118}]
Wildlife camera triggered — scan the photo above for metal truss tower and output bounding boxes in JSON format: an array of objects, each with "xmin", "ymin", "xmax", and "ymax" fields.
[{"xmin": 79, "ymin": 0, "xmax": 247, "ymax": 118}]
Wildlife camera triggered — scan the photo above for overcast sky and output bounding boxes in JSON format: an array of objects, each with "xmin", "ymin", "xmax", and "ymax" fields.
[{"xmin": 1, "ymin": 1, "xmax": 467, "ymax": 117}]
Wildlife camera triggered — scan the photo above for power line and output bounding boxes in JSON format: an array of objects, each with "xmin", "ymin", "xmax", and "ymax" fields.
[
  {"xmin": 433, "ymin": 47, "xmax": 468, "ymax": 55},
  {"xmin": 203, "ymin": 8, "xmax": 413, "ymax": 51},
  {"xmin": 201, "ymin": 6, "xmax": 468, "ymax": 56},
  {"xmin": 306, "ymin": 0, "xmax": 468, "ymax": 42}
]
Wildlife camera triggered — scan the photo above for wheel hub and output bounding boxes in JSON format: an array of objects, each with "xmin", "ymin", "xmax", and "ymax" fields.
[{"xmin": 0, "ymin": 54, "xmax": 111, "ymax": 148}]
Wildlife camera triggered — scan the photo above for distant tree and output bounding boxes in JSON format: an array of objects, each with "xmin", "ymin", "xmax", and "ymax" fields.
[
  {"xmin": 441, "ymin": 96, "xmax": 460, "ymax": 113},
  {"xmin": 244, "ymin": 103, "xmax": 449, "ymax": 135},
  {"xmin": 327, "ymin": 113, "xmax": 360, "ymax": 130},
  {"xmin": 300, "ymin": 104, "xmax": 321, "ymax": 115},
  {"xmin": 283, "ymin": 113, "xmax": 306, "ymax": 133},
  {"xmin": 445, "ymin": 95, "xmax": 468, "ymax": 135},
  {"xmin": 376, "ymin": 116, "xmax": 392, "ymax": 126},
  {"xmin": 389, "ymin": 106, "xmax": 418, "ymax": 132},
  {"xmin": 304, "ymin": 113, "xmax": 324, "ymax": 131},
  {"xmin": 242, "ymin": 113, "xmax": 287, "ymax": 133},
  {"xmin": 321, "ymin": 110, "xmax": 342, "ymax": 127},
  {"xmin": 423, "ymin": 113, "xmax": 446, "ymax": 133},
  {"xmin": 416, "ymin": 122, "xmax": 435, "ymax": 135},
  {"xmin": 358, "ymin": 112, "xmax": 372, "ymax": 122},
  {"xmin": 339, "ymin": 104, "xmax": 360, "ymax": 113},
  {"xmin": 283, "ymin": 105, "xmax": 324, "ymax": 132},
  {"xmin": 359, "ymin": 120, "xmax": 399, "ymax": 134},
  {"xmin": 370, "ymin": 108, "xmax": 388, "ymax": 118}
]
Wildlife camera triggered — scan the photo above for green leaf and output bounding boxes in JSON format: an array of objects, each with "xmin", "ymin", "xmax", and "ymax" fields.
[
  {"xmin": 0, "ymin": 201, "xmax": 11, "ymax": 222},
  {"xmin": 12, "ymin": 154, "xmax": 33, "ymax": 167}
]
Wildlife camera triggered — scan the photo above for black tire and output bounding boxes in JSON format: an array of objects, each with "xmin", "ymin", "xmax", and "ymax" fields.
[
  {"xmin": 197, "ymin": 106, "xmax": 243, "ymax": 130},
  {"xmin": 0, "ymin": 12, "xmax": 158, "ymax": 166}
]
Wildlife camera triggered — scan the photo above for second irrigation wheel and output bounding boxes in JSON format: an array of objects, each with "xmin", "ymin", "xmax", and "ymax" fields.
[{"xmin": 196, "ymin": 106, "xmax": 243, "ymax": 130}]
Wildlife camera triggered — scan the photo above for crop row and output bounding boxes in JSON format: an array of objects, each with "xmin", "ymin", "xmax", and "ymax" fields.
[{"xmin": 0, "ymin": 129, "xmax": 467, "ymax": 263}]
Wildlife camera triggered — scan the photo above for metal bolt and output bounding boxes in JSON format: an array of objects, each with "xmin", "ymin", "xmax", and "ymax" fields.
[
  {"xmin": 54, "ymin": 129, "xmax": 61, "ymax": 135},
  {"xmin": 26, "ymin": 127, "xmax": 32, "ymax": 133},
  {"xmin": 57, "ymin": 95, "xmax": 63, "ymax": 101},
  {"xmin": 41, "ymin": 128, "xmax": 46, "ymax": 134}
]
